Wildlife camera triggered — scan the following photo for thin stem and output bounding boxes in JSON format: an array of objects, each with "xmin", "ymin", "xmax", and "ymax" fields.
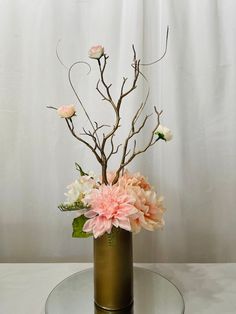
[
  {"xmin": 65, "ymin": 118, "xmax": 102, "ymax": 164},
  {"xmin": 56, "ymin": 39, "xmax": 69, "ymax": 70},
  {"xmin": 112, "ymin": 109, "xmax": 163, "ymax": 184},
  {"xmin": 68, "ymin": 61, "xmax": 101, "ymax": 146},
  {"xmin": 140, "ymin": 26, "xmax": 169, "ymax": 66}
]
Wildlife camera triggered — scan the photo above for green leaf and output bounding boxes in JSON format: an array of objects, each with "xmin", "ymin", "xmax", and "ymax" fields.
[
  {"xmin": 75, "ymin": 163, "xmax": 89, "ymax": 176},
  {"xmin": 58, "ymin": 200, "xmax": 86, "ymax": 211},
  {"xmin": 72, "ymin": 216, "xmax": 92, "ymax": 238}
]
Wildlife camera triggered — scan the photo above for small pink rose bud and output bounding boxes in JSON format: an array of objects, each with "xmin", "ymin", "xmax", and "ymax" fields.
[
  {"xmin": 88, "ymin": 45, "xmax": 104, "ymax": 59},
  {"xmin": 57, "ymin": 105, "xmax": 76, "ymax": 118}
]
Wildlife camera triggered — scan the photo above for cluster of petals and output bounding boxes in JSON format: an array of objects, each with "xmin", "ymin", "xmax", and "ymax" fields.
[
  {"xmin": 83, "ymin": 185, "xmax": 137, "ymax": 238},
  {"xmin": 57, "ymin": 104, "xmax": 76, "ymax": 118},
  {"xmin": 155, "ymin": 124, "xmax": 173, "ymax": 141},
  {"xmin": 82, "ymin": 171, "xmax": 165, "ymax": 237},
  {"xmin": 129, "ymin": 188, "xmax": 165, "ymax": 233},
  {"xmin": 88, "ymin": 45, "xmax": 104, "ymax": 59},
  {"xmin": 65, "ymin": 175, "xmax": 97, "ymax": 206},
  {"xmin": 115, "ymin": 170, "xmax": 165, "ymax": 233}
]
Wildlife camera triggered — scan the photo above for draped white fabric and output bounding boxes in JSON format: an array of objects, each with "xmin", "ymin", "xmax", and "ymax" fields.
[{"xmin": 1, "ymin": 0, "xmax": 236, "ymax": 262}]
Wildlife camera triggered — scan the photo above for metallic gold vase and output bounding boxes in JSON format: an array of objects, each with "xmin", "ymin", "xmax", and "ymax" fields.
[{"xmin": 93, "ymin": 227, "xmax": 133, "ymax": 311}]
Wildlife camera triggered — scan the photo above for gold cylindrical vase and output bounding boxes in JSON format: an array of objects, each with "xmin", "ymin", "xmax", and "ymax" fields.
[{"xmin": 93, "ymin": 227, "xmax": 133, "ymax": 311}]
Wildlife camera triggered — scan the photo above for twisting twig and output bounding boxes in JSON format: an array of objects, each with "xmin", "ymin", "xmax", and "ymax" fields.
[
  {"xmin": 80, "ymin": 128, "xmax": 99, "ymax": 151},
  {"xmin": 93, "ymin": 47, "xmax": 141, "ymax": 183},
  {"xmin": 101, "ymin": 46, "xmax": 140, "ymax": 147},
  {"xmin": 65, "ymin": 118, "xmax": 102, "ymax": 164},
  {"xmin": 96, "ymin": 79, "xmax": 111, "ymax": 102},
  {"xmin": 140, "ymin": 26, "xmax": 169, "ymax": 66},
  {"xmin": 107, "ymin": 134, "xmax": 122, "ymax": 161},
  {"xmin": 51, "ymin": 42, "xmax": 169, "ymax": 185},
  {"xmin": 93, "ymin": 123, "xmax": 111, "ymax": 136},
  {"xmin": 56, "ymin": 40, "xmax": 69, "ymax": 70},
  {"xmin": 112, "ymin": 109, "xmax": 163, "ymax": 184},
  {"xmin": 47, "ymin": 106, "xmax": 57, "ymax": 110},
  {"xmin": 68, "ymin": 61, "xmax": 101, "ymax": 147},
  {"xmin": 97, "ymin": 56, "xmax": 116, "ymax": 109}
]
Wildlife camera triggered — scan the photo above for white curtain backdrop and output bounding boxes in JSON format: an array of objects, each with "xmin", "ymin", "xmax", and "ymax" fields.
[{"xmin": 0, "ymin": 0, "xmax": 236, "ymax": 262}]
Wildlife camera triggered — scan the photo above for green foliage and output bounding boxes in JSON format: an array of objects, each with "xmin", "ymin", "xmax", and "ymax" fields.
[
  {"xmin": 72, "ymin": 216, "xmax": 92, "ymax": 238},
  {"xmin": 58, "ymin": 200, "xmax": 86, "ymax": 211},
  {"xmin": 75, "ymin": 163, "xmax": 89, "ymax": 176}
]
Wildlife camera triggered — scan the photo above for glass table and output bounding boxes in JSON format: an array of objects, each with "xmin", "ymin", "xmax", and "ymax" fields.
[{"xmin": 45, "ymin": 267, "xmax": 185, "ymax": 313}]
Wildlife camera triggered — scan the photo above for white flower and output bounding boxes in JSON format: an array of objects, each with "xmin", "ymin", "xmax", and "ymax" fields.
[
  {"xmin": 88, "ymin": 45, "xmax": 104, "ymax": 59},
  {"xmin": 57, "ymin": 105, "xmax": 76, "ymax": 118},
  {"xmin": 155, "ymin": 125, "xmax": 173, "ymax": 141},
  {"xmin": 65, "ymin": 176, "xmax": 96, "ymax": 205}
]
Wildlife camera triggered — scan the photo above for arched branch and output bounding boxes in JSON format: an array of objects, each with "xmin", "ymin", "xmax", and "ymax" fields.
[{"xmin": 140, "ymin": 26, "xmax": 169, "ymax": 66}]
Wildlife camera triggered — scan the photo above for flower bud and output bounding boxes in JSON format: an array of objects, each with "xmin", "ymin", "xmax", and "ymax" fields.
[
  {"xmin": 88, "ymin": 45, "xmax": 104, "ymax": 59},
  {"xmin": 155, "ymin": 125, "xmax": 173, "ymax": 141},
  {"xmin": 57, "ymin": 105, "xmax": 76, "ymax": 118}
]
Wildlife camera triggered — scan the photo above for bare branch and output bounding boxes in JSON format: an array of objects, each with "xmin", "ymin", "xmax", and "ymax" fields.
[
  {"xmin": 65, "ymin": 118, "xmax": 102, "ymax": 164},
  {"xmin": 125, "ymin": 148, "xmax": 131, "ymax": 158},
  {"xmin": 132, "ymin": 139, "xmax": 137, "ymax": 155},
  {"xmin": 68, "ymin": 61, "xmax": 101, "ymax": 146},
  {"xmin": 59, "ymin": 44, "xmax": 167, "ymax": 186},
  {"xmin": 107, "ymin": 143, "xmax": 122, "ymax": 161},
  {"xmin": 100, "ymin": 46, "xmax": 140, "ymax": 157},
  {"xmin": 56, "ymin": 39, "xmax": 69, "ymax": 70},
  {"xmin": 115, "ymin": 55, "xmax": 152, "ymax": 173},
  {"xmin": 107, "ymin": 134, "xmax": 122, "ymax": 161},
  {"xmin": 80, "ymin": 127, "xmax": 98, "ymax": 149},
  {"xmin": 96, "ymin": 79, "xmax": 110, "ymax": 102},
  {"xmin": 120, "ymin": 77, "xmax": 128, "ymax": 97},
  {"xmin": 117, "ymin": 59, "xmax": 140, "ymax": 109},
  {"xmin": 47, "ymin": 106, "xmax": 57, "ymax": 110},
  {"xmin": 112, "ymin": 109, "xmax": 163, "ymax": 184},
  {"xmin": 97, "ymin": 56, "xmax": 116, "ymax": 109},
  {"xmin": 114, "ymin": 144, "xmax": 122, "ymax": 155},
  {"xmin": 92, "ymin": 123, "xmax": 111, "ymax": 136}
]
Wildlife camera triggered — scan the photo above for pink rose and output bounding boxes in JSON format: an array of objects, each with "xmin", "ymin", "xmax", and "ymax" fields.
[
  {"xmin": 57, "ymin": 105, "xmax": 76, "ymax": 118},
  {"xmin": 88, "ymin": 45, "xmax": 104, "ymax": 59}
]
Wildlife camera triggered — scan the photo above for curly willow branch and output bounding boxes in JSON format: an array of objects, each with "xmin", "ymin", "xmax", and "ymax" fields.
[
  {"xmin": 56, "ymin": 39, "xmax": 69, "ymax": 70},
  {"xmin": 140, "ymin": 25, "xmax": 169, "ymax": 66},
  {"xmin": 68, "ymin": 61, "xmax": 101, "ymax": 146}
]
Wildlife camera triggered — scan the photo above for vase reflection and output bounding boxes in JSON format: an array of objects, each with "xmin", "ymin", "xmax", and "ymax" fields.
[{"xmin": 94, "ymin": 303, "xmax": 133, "ymax": 314}]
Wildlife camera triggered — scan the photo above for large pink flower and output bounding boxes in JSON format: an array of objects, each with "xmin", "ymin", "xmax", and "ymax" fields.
[
  {"xmin": 107, "ymin": 170, "xmax": 151, "ymax": 191},
  {"xmin": 113, "ymin": 170, "xmax": 165, "ymax": 233},
  {"xmin": 129, "ymin": 188, "xmax": 165, "ymax": 233},
  {"xmin": 117, "ymin": 170, "xmax": 151, "ymax": 191},
  {"xmin": 83, "ymin": 185, "xmax": 137, "ymax": 238}
]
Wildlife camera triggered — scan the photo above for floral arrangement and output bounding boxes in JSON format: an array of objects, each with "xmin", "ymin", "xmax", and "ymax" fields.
[{"xmin": 48, "ymin": 38, "xmax": 172, "ymax": 239}]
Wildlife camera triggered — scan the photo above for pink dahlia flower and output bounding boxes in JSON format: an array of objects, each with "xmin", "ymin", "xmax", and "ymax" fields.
[
  {"xmin": 117, "ymin": 170, "xmax": 151, "ymax": 191},
  {"xmin": 83, "ymin": 185, "xmax": 137, "ymax": 238},
  {"xmin": 112, "ymin": 170, "xmax": 165, "ymax": 233},
  {"xmin": 107, "ymin": 170, "xmax": 151, "ymax": 191},
  {"xmin": 129, "ymin": 189, "xmax": 165, "ymax": 233}
]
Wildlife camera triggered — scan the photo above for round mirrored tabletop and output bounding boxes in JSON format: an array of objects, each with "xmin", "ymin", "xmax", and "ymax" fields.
[{"xmin": 45, "ymin": 267, "xmax": 185, "ymax": 314}]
